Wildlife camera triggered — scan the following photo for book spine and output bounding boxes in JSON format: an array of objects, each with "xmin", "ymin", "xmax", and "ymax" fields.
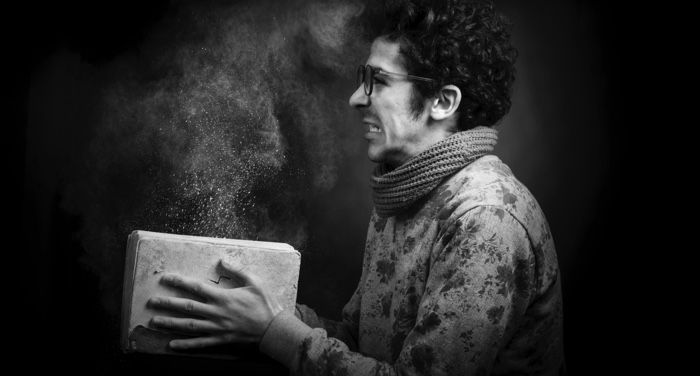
[{"xmin": 120, "ymin": 231, "xmax": 140, "ymax": 352}]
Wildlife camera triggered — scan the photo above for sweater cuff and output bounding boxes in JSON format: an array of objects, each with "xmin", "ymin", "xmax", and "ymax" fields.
[{"xmin": 259, "ymin": 310, "xmax": 314, "ymax": 369}]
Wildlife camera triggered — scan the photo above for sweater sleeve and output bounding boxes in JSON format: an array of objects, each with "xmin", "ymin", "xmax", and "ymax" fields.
[
  {"xmin": 261, "ymin": 205, "xmax": 536, "ymax": 375},
  {"xmin": 294, "ymin": 285, "xmax": 362, "ymax": 351}
]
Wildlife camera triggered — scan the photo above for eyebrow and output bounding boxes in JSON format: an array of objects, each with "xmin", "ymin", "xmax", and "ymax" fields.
[{"xmin": 368, "ymin": 63, "xmax": 405, "ymax": 75}]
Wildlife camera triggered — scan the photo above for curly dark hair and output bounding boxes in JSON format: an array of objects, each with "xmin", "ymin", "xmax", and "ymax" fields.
[{"xmin": 379, "ymin": 0, "xmax": 518, "ymax": 130}]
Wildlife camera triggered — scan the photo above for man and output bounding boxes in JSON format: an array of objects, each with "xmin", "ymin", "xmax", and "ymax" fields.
[{"xmin": 148, "ymin": 0, "xmax": 565, "ymax": 374}]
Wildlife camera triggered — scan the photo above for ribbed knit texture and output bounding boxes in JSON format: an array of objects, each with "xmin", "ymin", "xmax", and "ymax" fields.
[{"xmin": 370, "ymin": 126, "xmax": 498, "ymax": 217}]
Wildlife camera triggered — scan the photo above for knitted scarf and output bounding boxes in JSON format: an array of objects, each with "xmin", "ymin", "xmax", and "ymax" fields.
[{"xmin": 370, "ymin": 126, "xmax": 498, "ymax": 218}]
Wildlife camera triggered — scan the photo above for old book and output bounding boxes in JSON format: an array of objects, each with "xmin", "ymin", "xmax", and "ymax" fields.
[{"xmin": 121, "ymin": 230, "xmax": 301, "ymax": 359}]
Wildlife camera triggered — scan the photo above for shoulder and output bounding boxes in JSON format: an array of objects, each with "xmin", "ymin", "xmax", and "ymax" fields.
[
  {"xmin": 443, "ymin": 155, "xmax": 531, "ymax": 213},
  {"xmin": 435, "ymin": 156, "xmax": 559, "ymax": 291},
  {"xmin": 435, "ymin": 155, "xmax": 550, "ymax": 241}
]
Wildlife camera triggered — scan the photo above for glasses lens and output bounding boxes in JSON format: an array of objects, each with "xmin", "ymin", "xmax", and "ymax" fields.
[
  {"xmin": 356, "ymin": 65, "xmax": 373, "ymax": 96},
  {"xmin": 363, "ymin": 66, "xmax": 373, "ymax": 96}
]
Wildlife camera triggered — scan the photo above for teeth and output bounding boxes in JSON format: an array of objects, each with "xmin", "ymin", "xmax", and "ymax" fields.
[{"xmin": 367, "ymin": 124, "xmax": 381, "ymax": 133}]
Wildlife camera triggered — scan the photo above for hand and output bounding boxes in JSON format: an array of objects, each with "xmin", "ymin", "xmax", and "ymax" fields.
[{"xmin": 148, "ymin": 259, "xmax": 284, "ymax": 350}]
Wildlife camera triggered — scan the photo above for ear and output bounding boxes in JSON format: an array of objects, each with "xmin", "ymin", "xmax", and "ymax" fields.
[{"xmin": 429, "ymin": 85, "xmax": 462, "ymax": 121}]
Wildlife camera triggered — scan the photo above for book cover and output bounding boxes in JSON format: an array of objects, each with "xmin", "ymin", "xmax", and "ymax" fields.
[{"xmin": 121, "ymin": 230, "xmax": 301, "ymax": 359}]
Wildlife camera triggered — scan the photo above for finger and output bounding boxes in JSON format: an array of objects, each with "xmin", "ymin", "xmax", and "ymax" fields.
[
  {"xmin": 160, "ymin": 273, "xmax": 222, "ymax": 301},
  {"xmin": 150, "ymin": 316, "xmax": 222, "ymax": 334},
  {"xmin": 148, "ymin": 296, "xmax": 220, "ymax": 318},
  {"xmin": 169, "ymin": 334, "xmax": 237, "ymax": 350},
  {"xmin": 219, "ymin": 260, "xmax": 258, "ymax": 287}
]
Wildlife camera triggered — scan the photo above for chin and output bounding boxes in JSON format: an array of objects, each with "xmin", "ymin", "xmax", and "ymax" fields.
[{"xmin": 367, "ymin": 147, "xmax": 386, "ymax": 164}]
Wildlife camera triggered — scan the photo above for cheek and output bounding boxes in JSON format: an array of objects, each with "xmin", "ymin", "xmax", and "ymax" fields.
[
  {"xmin": 383, "ymin": 110, "xmax": 414, "ymax": 139},
  {"xmin": 377, "ymin": 102, "xmax": 403, "ymax": 133}
]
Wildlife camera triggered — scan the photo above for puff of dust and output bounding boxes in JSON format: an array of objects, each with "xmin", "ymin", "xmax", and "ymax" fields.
[{"xmin": 29, "ymin": 0, "xmax": 368, "ymax": 316}]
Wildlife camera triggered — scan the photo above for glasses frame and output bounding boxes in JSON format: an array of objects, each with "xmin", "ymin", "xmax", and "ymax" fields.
[{"xmin": 356, "ymin": 64, "xmax": 435, "ymax": 96}]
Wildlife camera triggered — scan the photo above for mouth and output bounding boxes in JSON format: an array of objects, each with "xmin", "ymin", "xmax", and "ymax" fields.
[{"xmin": 364, "ymin": 121, "xmax": 382, "ymax": 133}]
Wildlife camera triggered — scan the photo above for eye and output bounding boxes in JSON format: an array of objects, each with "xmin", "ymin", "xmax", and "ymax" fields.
[{"xmin": 373, "ymin": 75, "xmax": 386, "ymax": 85}]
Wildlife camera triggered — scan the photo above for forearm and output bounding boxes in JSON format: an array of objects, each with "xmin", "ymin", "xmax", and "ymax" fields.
[
  {"xmin": 260, "ymin": 311, "xmax": 314, "ymax": 370},
  {"xmin": 260, "ymin": 309, "xmax": 494, "ymax": 376},
  {"xmin": 260, "ymin": 312, "xmax": 398, "ymax": 376}
]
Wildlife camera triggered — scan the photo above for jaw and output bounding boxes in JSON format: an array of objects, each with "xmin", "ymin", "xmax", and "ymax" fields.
[
  {"xmin": 367, "ymin": 137, "xmax": 408, "ymax": 167},
  {"xmin": 366, "ymin": 137, "xmax": 384, "ymax": 163}
]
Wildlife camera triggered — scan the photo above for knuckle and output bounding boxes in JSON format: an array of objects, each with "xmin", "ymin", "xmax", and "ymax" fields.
[
  {"xmin": 192, "ymin": 283, "xmax": 203, "ymax": 295},
  {"xmin": 184, "ymin": 341, "xmax": 197, "ymax": 349},
  {"xmin": 173, "ymin": 341, "xmax": 186, "ymax": 349},
  {"xmin": 185, "ymin": 301, "xmax": 195, "ymax": 312},
  {"xmin": 187, "ymin": 320, "xmax": 197, "ymax": 330}
]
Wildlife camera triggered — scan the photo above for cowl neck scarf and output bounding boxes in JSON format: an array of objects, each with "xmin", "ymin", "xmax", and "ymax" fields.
[{"xmin": 370, "ymin": 126, "xmax": 498, "ymax": 218}]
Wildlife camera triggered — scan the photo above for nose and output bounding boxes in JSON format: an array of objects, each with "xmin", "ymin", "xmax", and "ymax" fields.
[{"xmin": 348, "ymin": 84, "xmax": 370, "ymax": 108}]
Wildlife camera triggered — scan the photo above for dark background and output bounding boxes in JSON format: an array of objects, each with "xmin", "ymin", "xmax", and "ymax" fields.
[{"xmin": 12, "ymin": 0, "xmax": 654, "ymax": 374}]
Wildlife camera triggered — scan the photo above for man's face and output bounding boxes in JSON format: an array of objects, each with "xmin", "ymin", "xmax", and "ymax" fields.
[{"xmin": 349, "ymin": 38, "xmax": 431, "ymax": 167}]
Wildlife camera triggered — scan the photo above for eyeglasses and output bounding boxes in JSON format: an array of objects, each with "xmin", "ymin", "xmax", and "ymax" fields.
[{"xmin": 356, "ymin": 64, "xmax": 435, "ymax": 96}]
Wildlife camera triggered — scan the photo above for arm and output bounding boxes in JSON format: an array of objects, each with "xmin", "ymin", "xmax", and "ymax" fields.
[{"xmin": 261, "ymin": 205, "xmax": 536, "ymax": 375}]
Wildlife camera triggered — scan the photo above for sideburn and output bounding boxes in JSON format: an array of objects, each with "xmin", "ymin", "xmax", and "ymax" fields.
[{"xmin": 409, "ymin": 85, "xmax": 428, "ymax": 120}]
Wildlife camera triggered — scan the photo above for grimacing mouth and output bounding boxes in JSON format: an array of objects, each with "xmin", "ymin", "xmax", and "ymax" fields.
[
  {"xmin": 366, "ymin": 123, "xmax": 382, "ymax": 133},
  {"xmin": 363, "ymin": 118, "xmax": 382, "ymax": 133}
]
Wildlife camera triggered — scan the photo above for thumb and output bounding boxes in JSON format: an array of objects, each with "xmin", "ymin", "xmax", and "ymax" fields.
[{"xmin": 219, "ymin": 259, "xmax": 257, "ymax": 287}]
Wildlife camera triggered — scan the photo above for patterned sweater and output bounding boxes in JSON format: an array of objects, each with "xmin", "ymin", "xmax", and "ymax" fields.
[{"xmin": 260, "ymin": 155, "xmax": 564, "ymax": 375}]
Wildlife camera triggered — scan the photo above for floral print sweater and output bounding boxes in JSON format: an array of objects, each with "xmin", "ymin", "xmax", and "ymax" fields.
[{"xmin": 259, "ymin": 155, "xmax": 564, "ymax": 375}]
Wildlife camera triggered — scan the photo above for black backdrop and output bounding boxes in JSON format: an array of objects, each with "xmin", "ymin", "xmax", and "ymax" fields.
[{"xmin": 12, "ymin": 0, "xmax": 653, "ymax": 375}]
